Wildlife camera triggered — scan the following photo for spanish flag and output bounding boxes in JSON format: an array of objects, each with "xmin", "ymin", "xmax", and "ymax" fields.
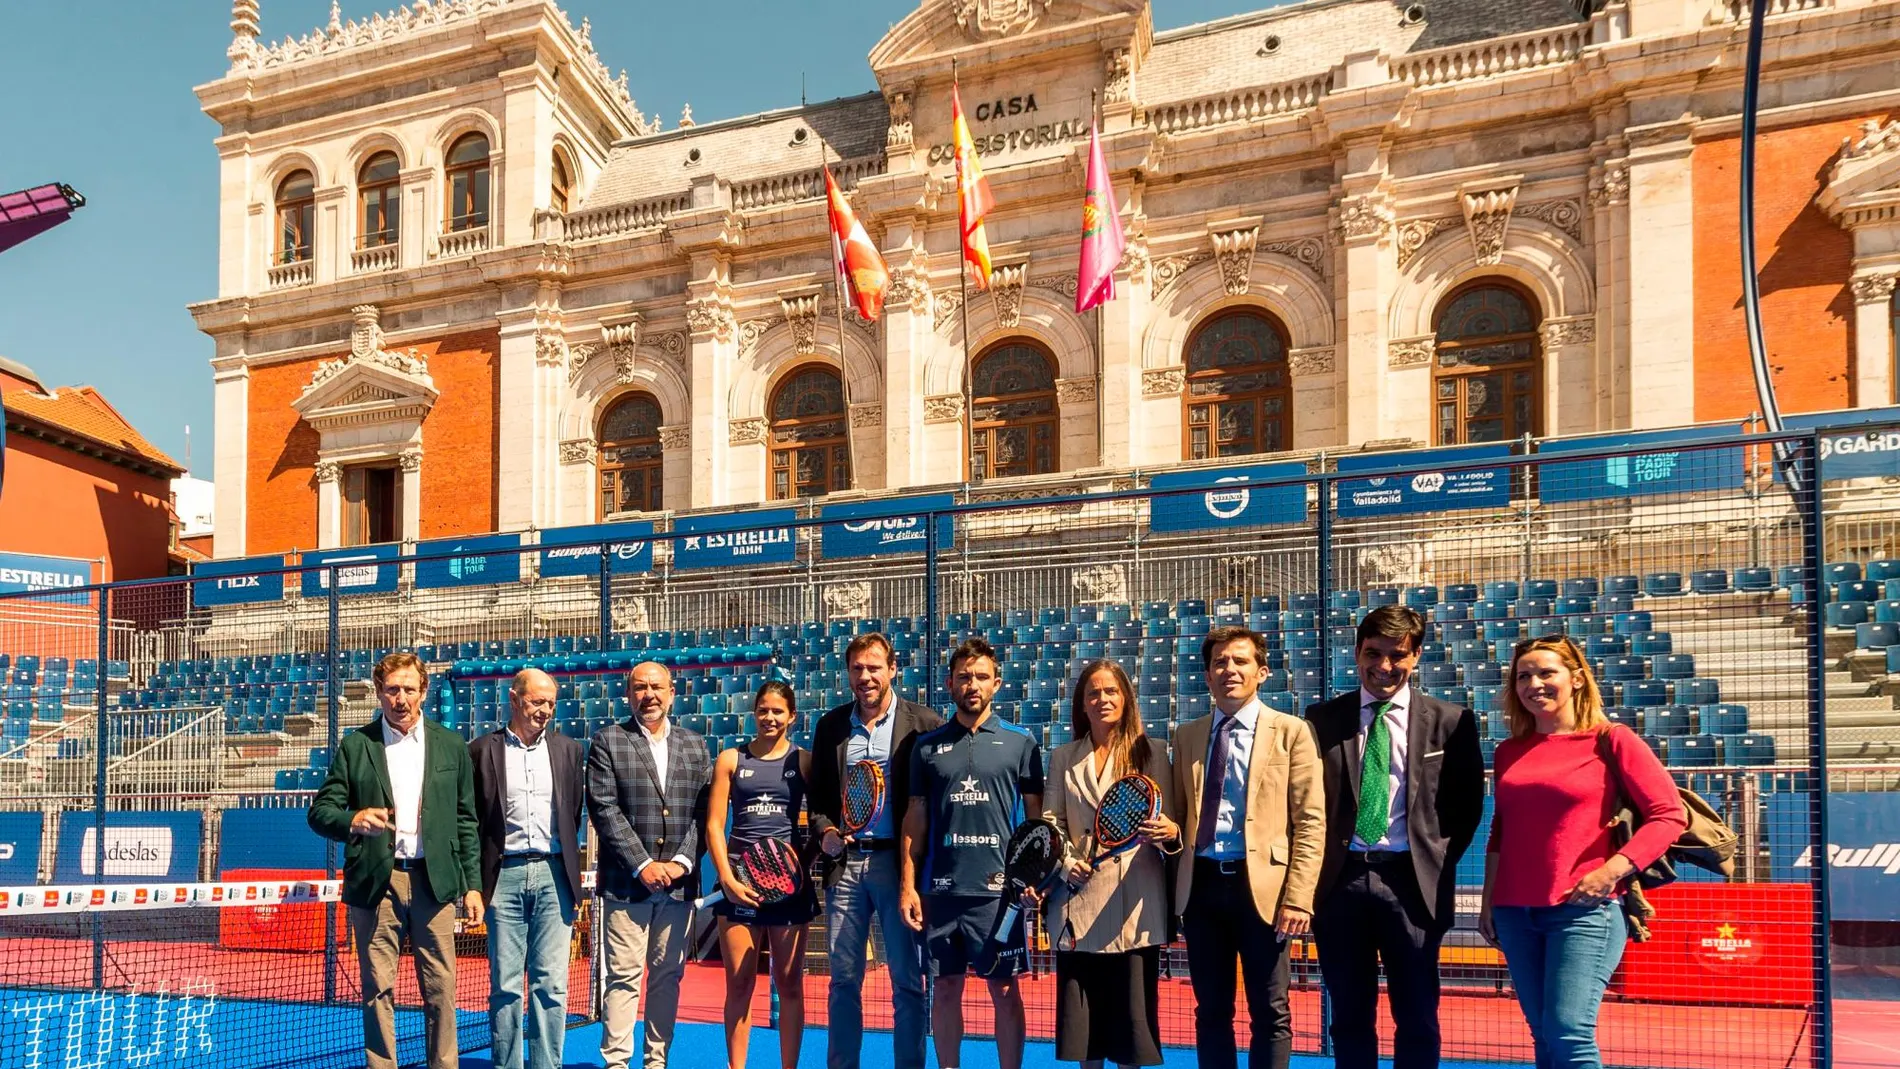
[
  {"xmin": 951, "ymin": 83, "xmax": 994, "ymax": 288},
  {"xmin": 825, "ymin": 168, "xmax": 890, "ymax": 320}
]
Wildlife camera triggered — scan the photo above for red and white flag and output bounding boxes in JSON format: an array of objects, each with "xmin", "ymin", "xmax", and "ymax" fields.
[{"xmin": 825, "ymin": 167, "xmax": 890, "ymax": 320}]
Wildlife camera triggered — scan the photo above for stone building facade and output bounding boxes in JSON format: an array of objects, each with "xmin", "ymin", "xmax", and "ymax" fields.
[{"xmin": 191, "ymin": 0, "xmax": 1900, "ymax": 560}]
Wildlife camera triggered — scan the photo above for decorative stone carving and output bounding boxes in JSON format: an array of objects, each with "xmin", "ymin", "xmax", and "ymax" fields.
[
  {"xmin": 1211, "ymin": 225, "xmax": 1260, "ymax": 296},
  {"xmin": 314, "ymin": 460, "xmax": 342, "ymax": 485},
  {"xmin": 954, "ymin": 0, "xmax": 1054, "ymax": 40},
  {"xmin": 781, "ymin": 292, "xmax": 821, "ymax": 355},
  {"xmin": 534, "ymin": 331, "xmax": 568, "ymax": 368},
  {"xmin": 1397, "ymin": 217, "xmax": 1459, "ymax": 270},
  {"xmin": 1388, "ymin": 337, "xmax": 1435, "ymax": 369},
  {"xmin": 851, "ymin": 403, "xmax": 884, "ymax": 428},
  {"xmin": 888, "ymin": 250, "xmax": 933, "ymax": 315},
  {"xmin": 823, "ymin": 581, "xmax": 872, "ymax": 620},
  {"xmin": 933, "ymin": 290, "xmax": 965, "ymax": 334},
  {"xmin": 1462, "ymin": 186, "xmax": 1518, "ymax": 266},
  {"xmin": 728, "ymin": 417, "xmax": 768, "ymax": 446},
  {"xmin": 398, "ymin": 450, "xmax": 423, "ymax": 473},
  {"xmin": 1260, "ymin": 236, "xmax": 1327, "ymax": 280},
  {"xmin": 227, "ymin": 0, "xmax": 261, "ymax": 69},
  {"xmin": 887, "ymin": 90, "xmax": 913, "ymax": 151},
  {"xmin": 1358, "ymin": 541, "xmax": 1433, "ymax": 589},
  {"xmin": 1032, "ymin": 274, "xmax": 1079, "ymax": 301},
  {"xmin": 659, "ymin": 425, "xmax": 691, "ymax": 449},
  {"xmin": 643, "ymin": 330, "xmax": 688, "ymax": 360},
  {"xmin": 612, "ymin": 596, "xmax": 650, "ymax": 634},
  {"xmin": 1590, "ymin": 164, "xmax": 1629, "ymax": 208},
  {"xmin": 1289, "ymin": 347, "xmax": 1335, "ymax": 377},
  {"xmin": 1541, "ymin": 317, "xmax": 1596, "ymax": 347},
  {"xmin": 1149, "ymin": 252, "xmax": 1211, "ymax": 298},
  {"xmin": 686, "ymin": 298, "xmax": 736, "ymax": 342},
  {"xmin": 990, "ymin": 263, "xmax": 1027, "ymax": 328},
  {"xmin": 559, "ymin": 439, "xmax": 597, "ymax": 465},
  {"xmin": 1844, "ymin": 119, "xmax": 1900, "ymax": 161},
  {"xmin": 924, "ymin": 394, "xmax": 965, "ymax": 423},
  {"xmin": 1518, "ymin": 198, "xmax": 1584, "ymax": 244},
  {"xmin": 1103, "ymin": 47, "xmax": 1133, "ymax": 105},
  {"xmin": 1851, "ymin": 273, "xmax": 1900, "ymax": 303},
  {"xmin": 1338, "ymin": 195, "xmax": 1393, "ymax": 242},
  {"xmin": 307, "ymin": 305, "xmax": 430, "ymax": 390},
  {"xmin": 736, "ymin": 316, "xmax": 784, "ymax": 359},
  {"xmin": 1072, "ymin": 563, "xmax": 1129, "ymax": 604},
  {"xmin": 1056, "ymin": 377, "xmax": 1098, "ymax": 403},
  {"xmin": 1142, "ymin": 366, "xmax": 1186, "ymax": 397},
  {"xmin": 601, "ymin": 312, "xmax": 644, "ymax": 348}
]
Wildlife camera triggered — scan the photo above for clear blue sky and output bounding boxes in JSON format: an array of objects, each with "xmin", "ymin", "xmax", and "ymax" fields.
[{"xmin": 0, "ymin": 1, "xmax": 1269, "ymax": 480}]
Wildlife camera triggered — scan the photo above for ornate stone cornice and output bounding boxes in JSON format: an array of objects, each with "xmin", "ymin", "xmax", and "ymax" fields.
[
  {"xmin": 1032, "ymin": 274, "xmax": 1079, "ymax": 302},
  {"xmin": 600, "ymin": 312, "xmax": 644, "ymax": 348},
  {"xmin": 728, "ymin": 417, "xmax": 768, "ymax": 446},
  {"xmin": 1289, "ymin": 347, "xmax": 1335, "ymax": 378},
  {"xmin": 1055, "ymin": 377, "xmax": 1098, "ymax": 403},
  {"xmin": 990, "ymin": 262, "xmax": 1028, "ymax": 329},
  {"xmin": 1851, "ymin": 272, "xmax": 1900, "ymax": 303},
  {"xmin": 888, "ymin": 248, "xmax": 933, "ymax": 315},
  {"xmin": 1541, "ymin": 316, "xmax": 1596, "ymax": 347},
  {"xmin": 923, "ymin": 394, "xmax": 965, "ymax": 424},
  {"xmin": 1462, "ymin": 185, "xmax": 1518, "ymax": 266},
  {"xmin": 933, "ymin": 290, "xmax": 965, "ymax": 334},
  {"xmin": 1209, "ymin": 221, "xmax": 1260, "ymax": 297},
  {"xmin": 659, "ymin": 424, "xmax": 691, "ymax": 450},
  {"xmin": 1845, "ymin": 119, "xmax": 1900, "ymax": 161},
  {"xmin": 1388, "ymin": 336, "xmax": 1435, "ymax": 369},
  {"xmin": 886, "ymin": 89, "xmax": 913, "ymax": 151},
  {"xmin": 1103, "ymin": 47, "xmax": 1133, "ymax": 106},
  {"xmin": 309, "ymin": 304, "xmax": 430, "ymax": 389},
  {"xmin": 559, "ymin": 439, "xmax": 597, "ymax": 465},
  {"xmin": 1141, "ymin": 366, "xmax": 1186, "ymax": 397}
]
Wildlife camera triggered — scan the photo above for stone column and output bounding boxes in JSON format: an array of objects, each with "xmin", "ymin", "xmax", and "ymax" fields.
[
  {"xmin": 314, "ymin": 185, "xmax": 346, "ymax": 286},
  {"xmin": 1099, "ymin": 210, "xmax": 1148, "ymax": 467},
  {"xmin": 399, "ymin": 448, "xmax": 422, "ymax": 543},
  {"xmin": 1625, "ymin": 127, "xmax": 1696, "ymax": 428},
  {"xmin": 495, "ymin": 311, "xmax": 543, "ymax": 531},
  {"xmin": 1337, "ymin": 191, "xmax": 1395, "ymax": 446},
  {"xmin": 500, "ymin": 66, "xmax": 548, "ymax": 248},
  {"xmin": 557, "ymin": 439, "xmax": 596, "ymax": 526},
  {"xmin": 1850, "ymin": 272, "xmax": 1897, "ymax": 407},
  {"xmin": 315, "ymin": 460, "xmax": 342, "ymax": 549},
  {"xmin": 210, "ymin": 357, "xmax": 250, "ymax": 558},
  {"xmin": 1289, "ymin": 346, "xmax": 1339, "ymax": 448},
  {"xmin": 399, "ymin": 166, "xmax": 433, "ymax": 271},
  {"xmin": 882, "ymin": 233, "xmax": 933, "ymax": 488},
  {"xmin": 686, "ymin": 288, "xmax": 737, "ymax": 509},
  {"xmin": 1542, "ymin": 317, "xmax": 1600, "ymax": 436},
  {"xmin": 1590, "ymin": 158, "xmax": 1630, "ymax": 430},
  {"xmin": 659, "ymin": 425, "xmax": 692, "ymax": 512}
]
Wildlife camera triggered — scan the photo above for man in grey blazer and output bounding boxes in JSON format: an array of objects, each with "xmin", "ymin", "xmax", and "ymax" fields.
[{"xmin": 587, "ymin": 660, "xmax": 713, "ymax": 1069}]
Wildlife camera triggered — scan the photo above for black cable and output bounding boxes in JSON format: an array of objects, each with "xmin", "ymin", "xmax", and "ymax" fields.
[{"xmin": 1739, "ymin": 0, "xmax": 1805, "ymax": 491}]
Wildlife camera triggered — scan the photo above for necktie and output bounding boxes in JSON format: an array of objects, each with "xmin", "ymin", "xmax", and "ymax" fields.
[
  {"xmin": 1355, "ymin": 700, "xmax": 1394, "ymax": 846},
  {"xmin": 1195, "ymin": 715, "xmax": 1236, "ymax": 852}
]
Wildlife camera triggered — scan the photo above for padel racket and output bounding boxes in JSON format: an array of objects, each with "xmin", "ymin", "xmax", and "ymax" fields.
[
  {"xmin": 840, "ymin": 759, "xmax": 886, "ymax": 837},
  {"xmin": 1087, "ymin": 772, "xmax": 1163, "ymax": 866},
  {"xmin": 987, "ymin": 818, "xmax": 1064, "ymax": 946},
  {"xmin": 694, "ymin": 837, "xmax": 803, "ymax": 910}
]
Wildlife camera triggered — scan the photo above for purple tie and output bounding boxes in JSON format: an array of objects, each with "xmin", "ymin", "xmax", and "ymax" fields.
[{"xmin": 1195, "ymin": 715, "xmax": 1236, "ymax": 853}]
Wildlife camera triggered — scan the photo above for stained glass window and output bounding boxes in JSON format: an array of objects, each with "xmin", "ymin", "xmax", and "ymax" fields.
[
  {"xmin": 1432, "ymin": 283, "xmax": 1542, "ymax": 446},
  {"xmin": 769, "ymin": 366, "xmax": 850, "ymax": 499},
  {"xmin": 598, "ymin": 393, "xmax": 664, "ymax": 516},
  {"xmin": 1183, "ymin": 310, "xmax": 1291, "ymax": 460},
  {"xmin": 275, "ymin": 171, "xmax": 314, "ymax": 265},
  {"xmin": 971, "ymin": 342, "xmax": 1058, "ymax": 481}
]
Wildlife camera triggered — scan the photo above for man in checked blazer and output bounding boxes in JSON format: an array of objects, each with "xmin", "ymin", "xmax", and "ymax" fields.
[
  {"xmin": 1306, "ymin": 605, "xmax": 1485, "ymax": 1069},
  {"xmin": 588, "ymin": 660, "xmax": 713, "ymax": 1069}
]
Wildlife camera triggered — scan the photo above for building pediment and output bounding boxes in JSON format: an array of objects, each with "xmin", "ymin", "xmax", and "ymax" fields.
[
  {"xmin": 292, "ymin": 305, "xmax": 438, "ymax": 431},
  {"xmin": 1821, "ymin": 120, "xmax": 1900, "ymax": 228},
  {"xmin": 871, "ymin": 0, "xmax": 1148, "ymax": 78}
]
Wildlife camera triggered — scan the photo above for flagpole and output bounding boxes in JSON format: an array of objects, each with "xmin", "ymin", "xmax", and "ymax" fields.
[
  {"xmin": 1091, "ymin": 90, "xmax": 1105, "ymax": 467},
  {"xmin": 954, "ymin": 59, "xmax": 974, "ymax": 484},
  {"xmin": 821, "ymin": 146, "xmax": 858, "ymax": 492}
]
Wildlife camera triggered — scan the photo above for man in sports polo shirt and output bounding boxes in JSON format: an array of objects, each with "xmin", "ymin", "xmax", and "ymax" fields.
[{"xmin": 900, "ymin": 636, "xmax": 1043, "ymax": 1069}]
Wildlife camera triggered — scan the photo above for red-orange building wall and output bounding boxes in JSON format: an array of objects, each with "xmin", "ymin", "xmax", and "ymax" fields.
[
  {"xmin": 1693, "ymin": 117, "xmax": 1879, "ymax": 421},
  {"xmin": 0, "ymin": 430, "xmax": 168, "ymax": 585},
  {"xmin": 245, "ymin": 329, "xmax": 500, "ymax": 553}
]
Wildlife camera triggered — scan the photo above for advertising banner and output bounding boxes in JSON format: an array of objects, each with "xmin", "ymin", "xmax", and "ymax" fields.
[
  {"xmin": 0, "ymin": 811, "xmax": 42, "ymax": 882},
  {"xmin": 1148, "ymin": 462, "xmax": 1309, "ymax": 533},
  {"xmin": 300, "ymin": 543, "xmax": 399, "ymax": 596},
  {"xmin": 820, "ymin": 494, "xmax": 956, "ymax": 559},
  {"xmin": 216, "ymin": 808, "xmax": 332, "ymax": 872},
  {"xmin": 1773, "ymin": 790, "xmax": 1900, "ymax": 923},
  {"xmin": 54, "ymin": 811, "xmax": 203, "ymax": 883},
  {"xmin": 189, "ymin": 554, "xmax": 286, "ymax": 607},
  {"xmin": 1335, "ymin": 444, "xmax": 1512, "ymax": 517},
  {"xmin": 414, "ymin": 533, "xmax": 523, "ymax": 589},
  {"xmin": 673, "ymin": 509, "xmax": 798, "ymax": 570},
  {"xmin": 1776, "ymin": 406, "xmax": 1900, "ymax": 481},
  {"xmin": 0, "ymin": 550, "xmax": 91, "ymax": 600},
  {"xmin": 1537, "ymin": 425, "xmax": 1745, "ymax": 502},
  {"xmin": 539, "ymin": 521, "xmax": 655, "ymax": 577}
]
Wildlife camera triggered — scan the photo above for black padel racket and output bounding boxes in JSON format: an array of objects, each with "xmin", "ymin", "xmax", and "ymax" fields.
[
  {"xmin": 988, "ymin": 818, "xmax": 1063, "ymax": 946},
  {"xmin": 1087, "ymin": 772, "xmax": 1163, "ymax": 866},
  {"xmin": 840, "ymin": 759, "xmax": 886, "ymax": 837},
  {"xmin": 695, "ymin": 838, "xmax": 803, "ymax": 910}
]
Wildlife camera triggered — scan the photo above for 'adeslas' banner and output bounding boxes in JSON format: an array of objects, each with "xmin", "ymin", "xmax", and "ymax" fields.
[
  {"xmin": 1149, "ymin": 462, "xmax": 1308, "ymax": 533},
  {"xmin": 673, "ymin": 508, "xmax": 797, "ymax": 570},
  {"xmin": 1536, "ymin": 424, "xmax": 1745, "ymax": 502},
  {"xmin": 539, "ymin": 521, "xmax": 655, "ymax": 577},
  {"xmin": 1335, "ymin": 444, "xmax": 1512, "ymax": 517},
  {"xmin": 1777, "ymin": 406, "xmax": 1900, "ymax": 481},
  {"xmin": 0, "ymin": 811, "xmax": 43, "ymax": 882},
  {"xmin": 821, "ymin": 494, "xmax": 956, "ymax": 559},
  {"xmin": 54, "ymin": 811, "xmax": 203, "ymax": 883},
  {"xmin": 300, "ymin": 543, "xmax": 399, "ymax": 596},
  {"xmin": 190, "ymin": 554, "xmax": 286, "ymax": 607},
  {"xmin": 414, "ymin": 533, "xmax": 522, "ymax": 589},
  {"xmin": 0, "ymin": 551, "xmax": 91, "ymax": 599}
]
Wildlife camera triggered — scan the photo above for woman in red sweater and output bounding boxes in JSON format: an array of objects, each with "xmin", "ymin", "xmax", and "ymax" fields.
[{"xmin": 1479, "ymin": 635, "xmax": 1685, "ymax": 1069}]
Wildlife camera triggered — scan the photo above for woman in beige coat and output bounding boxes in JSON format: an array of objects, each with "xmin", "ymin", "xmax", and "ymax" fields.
[{"xmin": 1039, "ymin": 659, "xmax": 1182, "ymax": 1068}]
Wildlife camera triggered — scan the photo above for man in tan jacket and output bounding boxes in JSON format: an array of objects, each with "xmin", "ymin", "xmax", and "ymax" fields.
[{"xmin": 1172, "ymin": 625, "xmax": 1326, "ymax": 1069}]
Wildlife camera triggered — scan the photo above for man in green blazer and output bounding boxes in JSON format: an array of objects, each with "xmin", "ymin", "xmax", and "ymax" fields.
[{"xmin": 309, "ymin": 651, "xmax": 482, "ymax": 1069}]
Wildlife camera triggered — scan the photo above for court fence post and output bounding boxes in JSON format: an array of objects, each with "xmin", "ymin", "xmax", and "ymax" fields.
[
  {"xmin": 1314, "ymin": 468, "xmax": 1334, "ymax": 1057},
  {"xmin": 1801, "ymin": 433, "xmax": 1833, "ymax": 1069},
  {"xmin": 324, "ymin": 570, "xmax": 341, "ymax": 1004},
  {"xmin": 598, "ymin": 534, "xmax": 613, "ymax": 651},
  {"xmin": 92, "ymin": 585, "xmax": 110, "ymax": 989}
]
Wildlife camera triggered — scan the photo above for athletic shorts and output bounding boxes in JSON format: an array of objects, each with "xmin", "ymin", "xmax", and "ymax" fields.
[{"xmin": 923, "ymin": 893, "xmax": 1026, "ymax": 978}]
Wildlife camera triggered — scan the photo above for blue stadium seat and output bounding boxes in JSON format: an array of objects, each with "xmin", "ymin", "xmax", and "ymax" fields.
[
  {"xmin": 1674, "ymin": 678, "xmax": 1721, "ymax": 706},
  {"xmin": 1404, "ymin": 586, "xmax": 1439, "ymax": 609},
  {"xmin": 1734, "ymin": 567, "xmax": 1775, "ymax": 592},
  {"xmin": 1652, "ymin": 653, "xmax": 1695, "ymax": 680},
  {"xmin": 1837, "ymin": 579, "xmax": 1883, "ymax": 604},
  {"xmin": 1690, "ymin": 569, "xmax": 1730, "ymax": 595},
  {"xmin": 1605, "ymin": 706, "xmax": 1642, "ymax": 733},
  {"xmin": 1645, "ymin": 706, "xmax": 1692, "ymax": 737},
  {"xmin": 1328, "ymin": 590, "xmax": 1362, "ymax": 611},
  {"xmin": 1020, "ymin": 700, "xmax": 1055, "ymax": 726},
  {"xmin": 1438, "ymin": 620, "xmax": 1478, "ymax": 644},
  {"xmin": 1726, "ymin": 733, "xmax": 1776, "ymax": 765},
  {"xmin": 1365, "ymin": 587, "xmax": 1400, "ymax": 608},
  {"xmin": 1699, "ymin": 704, "xmax": 1750, "ymax": 735},
  {"xmin": 1824, "ymin": 562, "xmax": 1862, "ymax": 585},
  {"xmin": 1521, "ymin": 579, "xmax": 1557, "ymax": 600},
  {"xmin": 1867, "ymin": 559, "xmax": 1900, "ymax": 583},
  {"xmin": 1642, "ymin": 572, "xmax": 1684, "ymax": 597},
  {"xmin": 1259, "ymin": 669, "xmax": 1291, "ymax": 693},
  {"xmin": 1598, "ymin": 594, "xmax": 1635, "ymax": 614},
  {"xmin": 1288, "ymin": 593, "xmax": 1323, "ymax": 612},
  {"xmin": 1145, "ymin": 618, "xmax": 1178, "ymax": 638},
  {"xmin": 1858, "ymin": 621, "xmax": 1900, "ymax": 651},
  {"xmin": 1483, "ymin": 581, "xmax": 1520, "ymax": 602},
  {"xmin": 1464, "ymin": 661, "xmax": 1503, "ymax": 687},
  {"xmin": 1100, "ymin": 604, "xmax": 1133, "ymax": 625},
  {"xmin": 1664, "ymin": 735, "xmax": 1720, "ymax": 768},
  {"xmin": 1474, "ymin": 599, "xmax": 1513, "ymax": 621},
  {"xmin": 1612, "ymin": 612, "xmax": 1654, "ymax": 636},
  {"xmin": 1472, "ymin": 687, "xmax": 1503, "ymax": 713},
  {"xmin": 1559, "ymin": 577, "xmax": 1599, "ymax": 599},
  {"xmin": 1136, "ymin": 674, "xmax": 1171, "ymax": 696},
  {"xmin": 1827, "ymin": 602, "xmax": 1871, "ymax": 628},
  {"xmin": 1418, "ymin": 663, "xmax": 1460, "ymax": 691},
  {"xmin": 1554, "ymin": 596, "xmax": 1593, "ymax": 616},
  {"xmin": 1622, "ymin": 680, "xmax": 1669, "ymax": 707},
  {"xmin": 1585, "ymin": 634, "xmax": 1628, "ymax": 659},
  {"xmin": 1514, "ymin": 599, "xmax": 1552, "ymax": 619},
  {"xmin": 1482, "ymin": 620, "xmax": 1521, "ymax": 643},
  {"xmin": 1440, "ymin": 583, "xmax": 1477, "ymax": 604},
  {"xmin": 1450, "ymin": 639, "xmax": 1491, "ymax": 664}
]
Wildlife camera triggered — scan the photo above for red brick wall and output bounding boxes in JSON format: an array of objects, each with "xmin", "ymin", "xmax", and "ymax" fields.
[
  {"xmin": 1693, "ymin": 118, "xmax": 1875, "ymax": 421},
  {"xmin": 244, "ymin": 330, "xmax": 499, "ymax": 553}
]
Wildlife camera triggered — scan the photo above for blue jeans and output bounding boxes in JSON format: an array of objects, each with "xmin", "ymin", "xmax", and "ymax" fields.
[
  {"xmin": 487, "ymin": 858, "xmax": 576, "ymax": 1069},
  {"xmin": 1492, "ymin": 902, "xmax": 1627, "ymax": 1069},
  {"xmin": 824, "ymin": 849, "xmax": 927, "ymax": 1069}
]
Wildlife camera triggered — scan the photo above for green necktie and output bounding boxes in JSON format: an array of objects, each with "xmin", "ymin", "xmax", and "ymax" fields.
[{"xmin": 1355, "ymin": 700, "xmax": 1394, "ymax": 846}]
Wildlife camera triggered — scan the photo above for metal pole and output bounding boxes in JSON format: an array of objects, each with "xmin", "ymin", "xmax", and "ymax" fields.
[
  {"xmin": 821, "ymin": 140, "xmax": 859, "ymax": 493},
  {"xmin": 924, "ymin": 512, "xmax": 941, "ymax": 698},
  {"xmin": 599, "ymin": 536, "xmax": 614, "ymax": 652},
  {"xmin": 324, "ymin": 570, "xmax": 342, "ymax": 1004},
  {"xmin": 1314, "ymin": 469, "xmax": 1334, "ymax": 1055},
  {"xmin": 92, "ymin": 585, "xmax": 109, "ymax": 989},
  {"xmin": 1739, "ymin": 0, "xmax": 1803, "ymax": 492},
  {"xmin": 954, "ymin": 59, "xmax": 976, "ymax": 485},
  {"xmin": 1800, "ymin": 432, "xmax": 1833, "ymax": 1069}
]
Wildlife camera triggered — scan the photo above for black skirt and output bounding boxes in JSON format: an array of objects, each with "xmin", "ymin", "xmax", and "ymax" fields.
[{"xmin": 1054, "ymin": 945, "xmax": 1164, "ymax": 1066}]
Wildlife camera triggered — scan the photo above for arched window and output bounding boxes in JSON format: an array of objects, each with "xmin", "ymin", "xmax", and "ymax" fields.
[
  {"xmin": 551, "ymin": 150, "xmax": 573, "ymax": 214},
  {"xmin": 1183, "ymin": 309, "xmax": 1291, "ymax": 459},
  {"xmin": 768, "ymin": 366, "xmax": 850, "ymax": 500},
  {"xmin": 1432, "ymin": 282, "xmax": 1542, "ymax": 445},
  {"xmin": 970, "ymin": 342, "xmax": 1059, "ymax": 481},
  {"xmin": 598, "ymin": 393, "xmax": 665, "ymax": 516},
  {"xmin": 445, "ymin": 133, "xmax": 491, "ymax": 233},
  {"xmin": 275, "ymin": 170, "xmax": 315, "ymax": 264},
  {"xmin": 358, "ymin": 152, "xmax": 401, "ymax": 248}
]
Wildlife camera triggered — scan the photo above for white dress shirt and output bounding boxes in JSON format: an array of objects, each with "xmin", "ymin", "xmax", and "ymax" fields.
[
  {"xmin": 636, "ymin": 718, "xmax": 694, "ymax": 876},
  {"xmin": 1198, "ymin": 697, "xmax": 1261, "ymax": 861},
  {"xmin": 502, "ymin": 727, "xmax": 558, "ymax": 856},
  {"xmin": 382, "ymin": 717, "xmax": 427, "ymax": 859},
  {"xmin": 1352, "ymin": 685, "xmax": 1410, "ymax": 852}
]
